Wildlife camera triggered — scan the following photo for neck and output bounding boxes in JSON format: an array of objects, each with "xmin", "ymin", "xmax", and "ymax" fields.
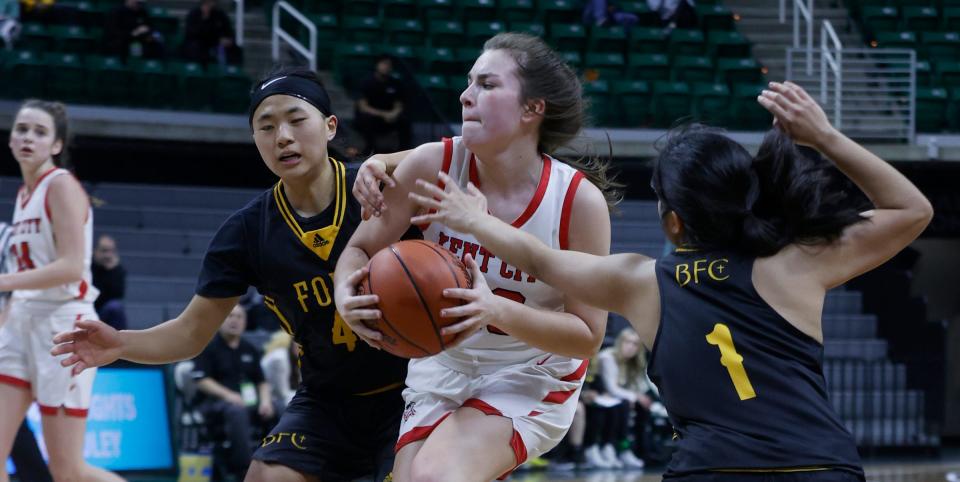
[
  {"xmin": 221, "ymin": 333, "xmax": 241, "ymax": 348},
  {"xmin": 22, "ymin": 160, "xmax": 56, "ymax": 193},
  {"xmin": 472, "ymin": 136, "xmax": 542, "ymax": 195},
  {"xmin": 281, "ymin": 157, "xmax": 336, "ymax": 217}
]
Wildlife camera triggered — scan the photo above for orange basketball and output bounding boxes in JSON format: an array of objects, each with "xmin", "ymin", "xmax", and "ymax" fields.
[{"xmin": 359, "ymin": 239, "xmax": 473, "ymax": 358}]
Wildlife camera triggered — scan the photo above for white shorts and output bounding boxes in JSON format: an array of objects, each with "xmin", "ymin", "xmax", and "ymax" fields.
[
  {"xmin": 0, "ymin": 299, "xmax": 98, "ymax": 417},
  {"xmin": 397, "ymin": 354, "xmax": 588, "ymax": 476}
]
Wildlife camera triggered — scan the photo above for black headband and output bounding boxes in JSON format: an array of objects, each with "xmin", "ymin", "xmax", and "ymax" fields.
[{"xmin": 248, "ymin": 75, "xmax": 333, "ymax": 126}]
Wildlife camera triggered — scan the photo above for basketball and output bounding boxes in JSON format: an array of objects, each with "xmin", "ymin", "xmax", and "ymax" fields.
[{"xmin": 359, "ymin": 239, "xmax": 473, "ymax": 358}]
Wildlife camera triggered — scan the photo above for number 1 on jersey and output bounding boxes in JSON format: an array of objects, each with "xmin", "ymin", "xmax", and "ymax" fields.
[{"xmin": 706, "ymin": 323, "xmax": 756, "ymax": 400}]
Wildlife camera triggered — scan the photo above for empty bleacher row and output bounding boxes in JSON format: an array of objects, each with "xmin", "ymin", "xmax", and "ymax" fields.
[{"xmin": 852, "ymin": 0, "xmax": 960, "ymax": 132}]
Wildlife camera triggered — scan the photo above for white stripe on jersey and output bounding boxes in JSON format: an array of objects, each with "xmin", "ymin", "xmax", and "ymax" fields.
[
  {"xmin": 422, "ymin": 137, "xmax": 585, "ymax": 374},
  {"xmin": 8, "ymin": 168, "xmax": 98, "ymax": 303}
]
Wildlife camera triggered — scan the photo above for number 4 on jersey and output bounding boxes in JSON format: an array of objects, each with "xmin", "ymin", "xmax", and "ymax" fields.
[{"xmin": 332, "ymin": 311, "xmax": 357, "ymax": 351}]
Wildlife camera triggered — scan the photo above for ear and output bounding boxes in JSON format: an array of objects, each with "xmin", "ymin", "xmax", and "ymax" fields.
[
  {"xmin": 662, "ymin": 211, "xmax": 686, "ymax": 244},
  {"xmin": 522, "ymin": 98, "xmax": 545, "ymax": 122},
  {"xmin": 51, "ymin": 138, "xmax": 63, "ymax": 157},
  {"xmin": 325, "ymin": 115, "xmax": 338, "ymax": 140}
]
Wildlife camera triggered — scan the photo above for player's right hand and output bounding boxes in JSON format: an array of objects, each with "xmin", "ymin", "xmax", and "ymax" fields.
[
  {"xmin": 353, "ymin": 156, "xmax": 396, "ymax": 220},
  {"xmin": 333, "ymin": 265, "xmax": 385, "ymax": 349},
  {"xmin": 757, "ymin": 81, "xmax": 838, "ymax": 149},
  {"xmin": 51, "ymin": 319, "xmax": 124, "ymax": 376}
]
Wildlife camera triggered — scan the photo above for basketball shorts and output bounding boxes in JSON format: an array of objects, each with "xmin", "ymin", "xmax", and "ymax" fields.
[
  {"xmin": 397, "ymin": 354, "xmax": 588, "ymax": 473},
  {"xmin": 0, "ymin": 299, "xmax": 98, "ymax": 416},
  {"xmin": 667, "ymin": 470, "xmax": 866, "ymax": 482},
  {"xmin": 253, "ymin": 384, "xmax": 403, "ymax": 482}
]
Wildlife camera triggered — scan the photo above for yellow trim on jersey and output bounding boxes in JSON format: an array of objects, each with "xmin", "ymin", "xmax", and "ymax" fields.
[
  {"xmin": 674, "ymin": 247, "xmax": 699, "ymax": 253},
  {"xmin": 712, "ymin": 467, "xmax": 831, "ymax": 473},
  {"xmin": 263, "ymin": 295, "xmax": 294, "ymax": 335},
  {"xmin": 272, "ymin": 157, "xmax": 347, "ymax": 261},
  {"xmin": 353, "ymin": 381, "xmax": 404, "ymax": 397}
]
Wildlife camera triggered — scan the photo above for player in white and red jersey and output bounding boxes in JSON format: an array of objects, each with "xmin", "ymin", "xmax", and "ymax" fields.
[
  {"xmin": 334, "ymin": 33, "xmax": 619, "ymax": 481},
  {"xmin": 0, "ymin": 100, "xmax": 122, "ymax": 482}
]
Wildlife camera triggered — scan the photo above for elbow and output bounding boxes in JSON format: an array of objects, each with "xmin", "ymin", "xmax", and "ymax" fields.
[{"xmin": 916, "ymin": 197, "xmax": 935, "ymax": 228}]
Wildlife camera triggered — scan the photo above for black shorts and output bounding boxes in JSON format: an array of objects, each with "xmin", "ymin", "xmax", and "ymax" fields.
[
  {"xmin": 667, "ymin": 470, "xmax": 866, "ymax": 482},
  {"xmin": 252, "ymin": 385, "xmax": 403, "ymax": 482}
]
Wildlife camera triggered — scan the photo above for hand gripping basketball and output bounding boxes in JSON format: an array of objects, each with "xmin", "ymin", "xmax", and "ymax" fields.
[{"xmin": 334, "ymin": 265, "xmax": 386, "ymax": 349}]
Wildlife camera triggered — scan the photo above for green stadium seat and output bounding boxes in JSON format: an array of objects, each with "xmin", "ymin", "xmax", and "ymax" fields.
[
  {"xmin": 456, "ymin": 47, "xmax": 482, "ymax": 74},
  {"xmin": 549, "ymin": 23, "xmax": 587, "ymax": 52},
  {"xmin": 537, "ymin": 0, "xmax": 581, "ymax": 24},
  {"xmin": 936, "ymin": 61, "xmax": 960, "ymax": 86},
  {"xmin": 147, "ymin": 6, "xmax": 179, "ymax": 39},
  {"xmin": 419, "ymin": 46, "xmax": 459, "ymax": 75},
  {"xmin": 509, "ymin": 21, "xmax": 545, "ymax": 37},
  {"xmin": 651, "ymin": 81, "xmax": 692, "ymax": 127},
  {"xmin": 308, "ymin": 14, "xmax": 339, "ymax": 43},
  {"xmin": 692, "ymin": 82, "xmax": 731, "ymax": 125},
  {"xmin": 730, "ymin": 83, "xmax": 772, "ymax": 130},
  {"xmin": 902, "ymin": 6, "xmax": 938, "ymax": 31},
  {"xmin": 427, "ymin": 20, "xmax": 464, "ymax": 47},
  {"xmin": 707, "ymin": 30, "xmax": 751, "ymax": 58},
  {"xmin": 619, "ymin": 1, "xmax": 659, "ymax": 26},
  {"xmin": 583, "ymin": 80, "xmax": 613, "ymax": 126},
  {"xmin": 414, "ymin": 74, "xmax": 452, "ymax": 121},
  {"xmin": 85, "ymin": 56, "xmax": 132, "ymax": 104},
  {"xmin": 19, "ymin": 23, "xmax": 53, "ymax": 52},
  {"xmin": 916, "ymin": 60, "xmax": 933, "ymax": 86},
  {"xmin": 717, "ymin": 57, "xmax": 765, "ymax": 84},
  {"xmin": 169, "ymin": 61, "xmax": 215, "ymax": 110},
  {"xmin": 461, "ymin": 0, "xmax": 498, "ymax": 21},
  {"xmin": 466, "ymin": 21, "xmax": 506, "ymax": 45},
  {"xmin": 385, "ymin": 18, "xmax": 426, "ymax": 46},
  {"xmin": 915, "ymin": 87, "xmax": 948, "ymax": 131},
  {"xmin": 628, "ymin": 27, "xmax": 668, "ymax": 54},
  {"xmin": 333, "ymin": 42, "xmax": 378, "ymax": 91},
  {"xmin": 862, "ymin": 6, "xmax": 899, "ymax": 34},
  {"xmin": 498, "ymin": 0, "xmax": 536, "ymax": 22},
  {"xmin": 74, "ymin": 2, "xmax": 107, "ymax": 29},
  {"xmin": 589, "ymin": 25, "xmax": 627, "ymax": 53},
  {"xmin": 627, "ymin": 53, "xmax": 669, "ymax": 81},
  {"xmin": 212, "ymin": 64, "xmax": 251, "ymax": 113},
  {"xmin": 950, "ymin": 88, "xmax": 960, "ymax": 130},
  {"xmin": 343, "ymin": 0, "xmax": 379, "ymax": 16},
  {"xmin": 695, "ymin": 4, "xmax": 735, "ymax": 30},
  {"xmin": 300, "ymin": 0, "xmax": 336, "ymax": 14},
  {"xmin": 944, "ymin": 7, "xmax": 960, "ymax": 31},
  {"xmin": 921, "ymin": 32, "xmax": 960, "ymax": 59},
  {"xmin": 383, "ymin": 0, "xmax": 418, "ymax": 19},
  {"xmin": 44, "ymin": 52, "xmax": 86, "ymax": 103},
  {"xmin": 584, "ymin": 52, "xmax": 625, "ymax": 79},
  {"xmin": 672, "ymin": 55, "xmax": 715, "ymax": 83},
  {"xmin": 668, "ymin": 29, "xmax": 705, "ymax": 56},
  {"xmin": 130, "ymin": 58, "xmax": 176, "ymax": 108},
  {"xmin": 382, "ymin": 44, "xmax": 421, "ymax": 71},
  {"xmin": 3, "ymin": 50, "xmax": 45, "ymax": 98},
  {"xmin": 50, "ymin": 25, "xmax": 96, "ymax": 55},
  {"xmin": 874, "ymin": 31, "xmax": 916, "ymax": 50},
  {"xmin": 342, "ymin": 16, "xmax": 382, "ymax": 43},
  {"xmin": 419, "ymin": 0, "xmax": 455, "ymax": 21},
  {"xmin": 560, "ymin": 50, "xmax": 582, "ymax": 69},
  {"xmin": 611, "ymin": 79, "xmax": 651, "ymax": 126}
]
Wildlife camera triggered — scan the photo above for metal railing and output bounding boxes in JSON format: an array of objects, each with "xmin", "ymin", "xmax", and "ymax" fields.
[
  {"xmin": 233, "ymin": 0, "xmax": 244, "ymax": 47},
  {"xmin": 271, "ymin": 0, "xmax": 317, "ymax": 71},
  {"xmin": 780, "ymin": 0, "xmax": 814, "ymax": 74},
  {"xmin": 821, "ymin": 20, "xmax": 842, "ymax": 128}
]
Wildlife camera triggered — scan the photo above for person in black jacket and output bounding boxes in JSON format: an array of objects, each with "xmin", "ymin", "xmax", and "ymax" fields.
[{"xmin": 181, "ymin": 0, "xmax": 241, "ymax": 65}]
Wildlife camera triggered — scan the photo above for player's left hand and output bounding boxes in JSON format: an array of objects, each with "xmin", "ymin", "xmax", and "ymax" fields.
[
  {"xmin": 409, "ymin": 171, "xmax": 487, "ymax": 232},
  {"xmin": 333, "ymin": 266, "xmax": 385, "ymax": 349},
  {"xmin": 438, "ymin": 254, "xmax": 504, "ymax": 348},
  {"xmin": 354, "ymin": 156, "xmax": 396, "ymax": 220}
]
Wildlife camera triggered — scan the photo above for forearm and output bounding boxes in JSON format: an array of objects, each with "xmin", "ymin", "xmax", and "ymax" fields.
[
  {"xmin": 0, "ymin": 258, "xmax": 83, "ymax": 292},
  {"xmin": 471, "ymin": 214, "xmax": 560, "ymax": 281},
  {"xmin": 118, "ymin": 316, "xmax": 216, "ymax": 364},
  {"xmin": 334, "ymin": 247, "xmax": 371, "ymax": 288},
  {"xmin": 494, "ymin": 301, "xmax": 598, "ymax": 359},
  {"xmin": 196, "ymin": 378, "xmax": 237, "ymax": 401},
  {"xmin": 258, "ymin": 382, "xmax": 271, "ymax": 403}
]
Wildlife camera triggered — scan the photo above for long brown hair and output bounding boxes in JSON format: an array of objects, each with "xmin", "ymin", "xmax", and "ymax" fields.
[{"xmin": 483, "ymin": 32, "xmax": 622, "ymax": 208}]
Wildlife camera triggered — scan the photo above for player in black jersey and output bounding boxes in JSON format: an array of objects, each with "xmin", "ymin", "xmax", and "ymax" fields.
[
  {"xmin": 401, "ymin": 81, "xmax": 933, "ymax": 481},
  {"xmin": 51, "ymin": 66, "xmax": 413, "ymax": 482}
]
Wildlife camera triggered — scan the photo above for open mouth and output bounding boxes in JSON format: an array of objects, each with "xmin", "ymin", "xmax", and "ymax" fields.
[{"xmin": 278, "ymin": 152, "xmax": 301, "ymax": 163}]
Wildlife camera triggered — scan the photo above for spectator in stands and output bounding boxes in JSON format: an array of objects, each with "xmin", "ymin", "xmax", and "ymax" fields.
[
  {"xmin": 191, "ymin": 304, "xmax": 275, "ymax": 481},
  {"xmin": 647, "ymin": 0, "xmax": 697, "ymax": 29},
  {"xmin": 581, "ymin": 359, "xmax": 631, "ymax": 469},
  {"xmin": 582, "ymin": 0, "xmax": 639, "ymax": 28},
  {"xmin": 91, "ymin": 234, "xmax": 127, "ymax": 331},
  {"xmin": 106, "ymin": 0, "xmax": 164, "ymax": 59},
  {"xmin": 0, "ymin": 0, "xmax": 20, "ymax": 50},
  {"xmin": 18, "ymin": 0, "xmax": 51, "ymax": 23},
  {"xmin": 596, "ymin": 327, "xmax": 653, "ymax": 468},
  {"xmin": 260, "ymin": 330, "xmax": 297, "ymax": 410},
  {"xmin": 181, "ymin": 0, "xmax": 242, "ymax": 66},
  {"xmin": 353, "ymin": 55, "xmax": 412, "ymax": 154}
]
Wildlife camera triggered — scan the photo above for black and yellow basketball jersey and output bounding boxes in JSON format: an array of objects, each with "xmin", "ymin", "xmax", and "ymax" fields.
[
  {"xmin": 648, "ymin": 249, "xmax": 864, "ymax": 478},
  {"xmin": 196, "ymin": 158, "xmax": 411, "ymax": 396}
]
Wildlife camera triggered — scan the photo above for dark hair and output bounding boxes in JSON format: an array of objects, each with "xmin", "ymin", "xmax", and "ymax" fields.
[
  {"xmin": 652, "ymin": 125, "xmax": 867, "ymax": 256},
  {"xmin": 482, "ymin": 32, "xmax": 621, "ymax": 208},
  {"xmin": 17, "ymin": 99, "xmax": 71, "ymax": 169}
]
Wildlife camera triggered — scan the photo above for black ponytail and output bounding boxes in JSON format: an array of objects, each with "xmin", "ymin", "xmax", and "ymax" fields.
[{"xmin": 653, "ymin": 125, "xmax": 867, "ymax": 257}]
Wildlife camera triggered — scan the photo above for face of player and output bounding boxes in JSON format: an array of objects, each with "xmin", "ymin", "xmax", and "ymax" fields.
[
  {"xmin": 8, "ymin": 107, "xmax": 61, "ymax": 174},
  {"xmin": 251, "ymin": 95, "xmax": 337, "ymax": 181},
  {"xmin": 459, "ymin": 49, "xmax": 540, "ymax": 153},
  {"xmin": 221, "ymin": 305, "xmax": 247, "ymax": 338}
]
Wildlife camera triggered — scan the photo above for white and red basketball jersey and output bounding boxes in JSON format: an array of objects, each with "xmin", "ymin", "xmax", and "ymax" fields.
[
  {"xmin": 7, "ymin": 168, "xmax": 98, "ymax": 303},
  {"xmin": 422, "ymin": 137, "xmax": 588, "ymax": 373}
]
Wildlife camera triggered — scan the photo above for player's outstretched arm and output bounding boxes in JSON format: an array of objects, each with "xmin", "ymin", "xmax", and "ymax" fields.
[
  {"xmin": 759, "ymin": 81, "xmax": 933, "ymax": 288},
  {"xmin": 353, "ymin": 149, "xmax": 413, "ymax": 220},
  {"xmin": 52, "ymin": 295, "xmax": 238, "ymax": 375},
  {"xmin": 411, "ymin": 171, "xmax": 653, "ymax": 319}
]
